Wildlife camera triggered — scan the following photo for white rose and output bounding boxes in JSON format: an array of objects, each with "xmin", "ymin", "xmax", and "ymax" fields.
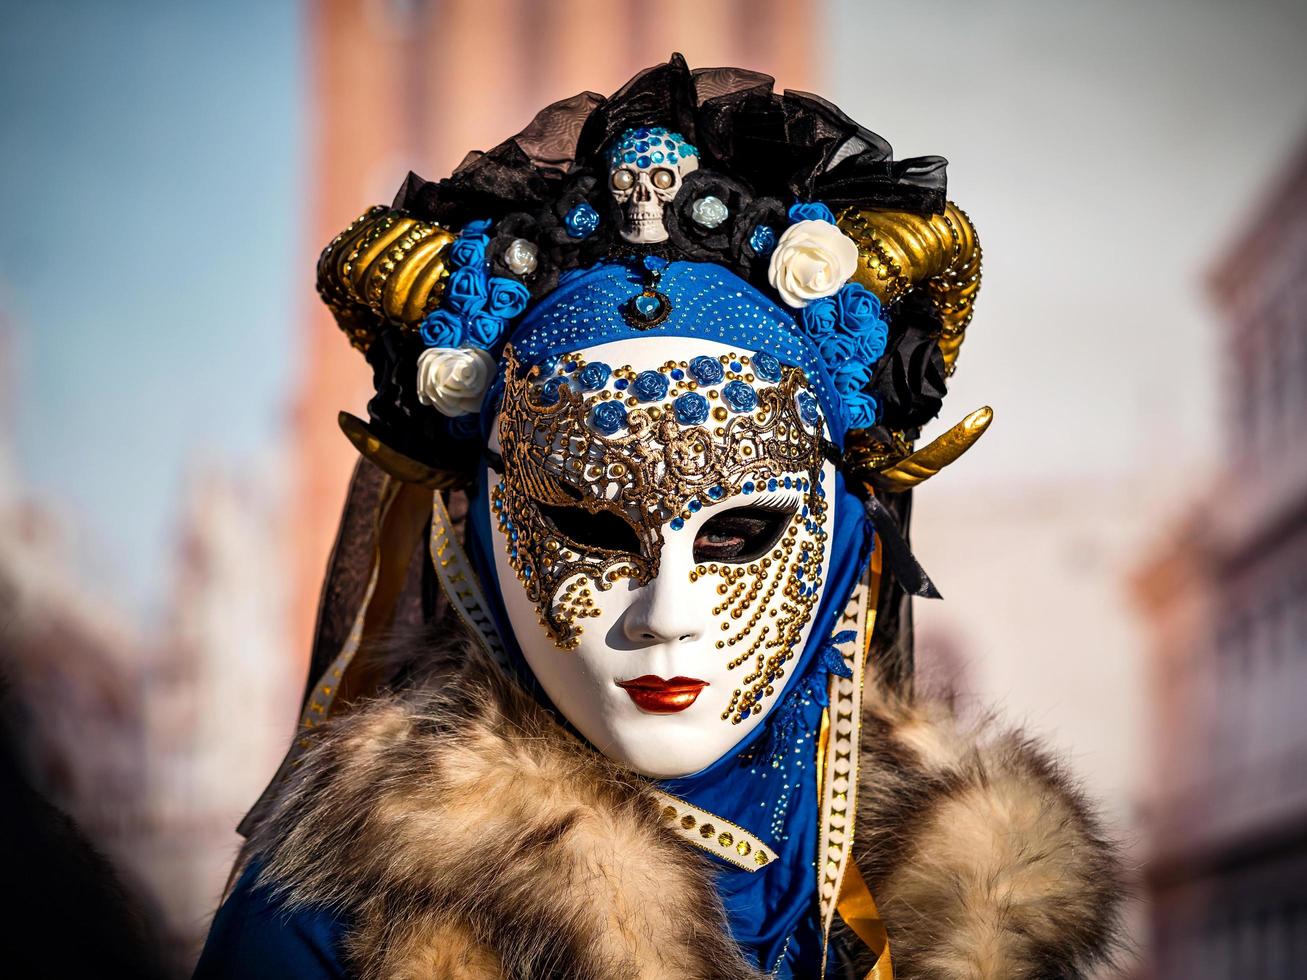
[
  {"xmin": 767, "ymin": 219, "xmax": 860, "ymax": 308},
  {"xmin": 415, "ymin": 346, "xmax": 496, "ymax": 417}
]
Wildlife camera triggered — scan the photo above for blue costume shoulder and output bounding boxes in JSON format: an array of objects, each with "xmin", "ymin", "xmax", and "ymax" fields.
[{"xmin": 193, "ymin": 863, "xmax": 348, "ymax": 980}]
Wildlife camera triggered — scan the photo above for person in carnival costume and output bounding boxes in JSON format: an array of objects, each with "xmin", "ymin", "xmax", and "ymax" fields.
[{"xmin": 196, "ymin": 57, "xmax": 1124, "ymax": 979}]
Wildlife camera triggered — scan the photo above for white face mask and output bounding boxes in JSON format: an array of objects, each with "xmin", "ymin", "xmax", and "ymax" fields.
[{"xmin": 486, "ymin": 336, "xmax": 836, "ymax": 777}]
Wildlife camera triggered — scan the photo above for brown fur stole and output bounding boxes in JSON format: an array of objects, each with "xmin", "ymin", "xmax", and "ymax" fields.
[{"xmin": 242, "ymin": 631, "xmax": 1123, "ymax": 978}]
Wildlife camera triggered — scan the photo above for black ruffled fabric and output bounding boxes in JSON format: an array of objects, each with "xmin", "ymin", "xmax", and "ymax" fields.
[
  {"xmin": 374, "ymin": 54, "xmax": 952, "ymax": 474},
  {"xmin": 871, "ymin": 292, "xmax": 949, "ymax": 431}
]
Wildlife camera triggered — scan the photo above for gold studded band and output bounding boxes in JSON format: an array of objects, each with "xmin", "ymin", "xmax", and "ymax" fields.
[
  {"xmin": 429, "ymin": 491, "xmax": 511, "ymax": 672},
  {"xmin": 652, "ymin": 792, "xmax": 776, "ymax": 872}
]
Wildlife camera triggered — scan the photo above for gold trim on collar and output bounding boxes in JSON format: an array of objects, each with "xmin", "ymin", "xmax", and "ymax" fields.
[{"xmin": 652, "ymin": 792, "xmax": 776, "ymax": 873}]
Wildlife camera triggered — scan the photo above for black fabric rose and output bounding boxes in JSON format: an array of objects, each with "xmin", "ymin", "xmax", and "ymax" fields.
[
  {"xmin": 730, "ymin": 195, "xmax": 788, "ymax": 283},
  {"xmin": 871, "ymin": 295, "xmax": 949, "ymax": 431},
  {"xmin": 663, "ymin": 169, "xmax": 754, "ymax": 263}
]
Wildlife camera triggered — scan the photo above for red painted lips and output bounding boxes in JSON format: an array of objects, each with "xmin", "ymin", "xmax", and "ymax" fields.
[{"xmin": 615, "ymin": 675, "xmax": 708, "ymax": 714}]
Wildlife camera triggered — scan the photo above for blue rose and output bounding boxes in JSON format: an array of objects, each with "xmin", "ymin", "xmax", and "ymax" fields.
[
  {"xmin": 464, "ymin": 312, "xmax": 505, "ymax": 349},
  {"xmin": 445, "ymin": 267, "xmax": 487, "ymax": 315},
  {"xmin": 564, "ymin": 202, "xmax": 600, "ymax": 239},
  {"xmin": 721, "ymin": 380, "xmax": 758, "ymax": 413},
  {"xmin": 485, "ymin": 276, "xmax": 531, "ymax": 319},
  {"xmin": 836, "ymin": 283, "xmax": 888, "ymax": 363},
  {"xmin": 844, "ymin": 390, "xmax": 880, "ymax": 429},
  {"xmin": 673, "ymin": 392, "xmax": 709, "ymax": 426},
  {"xmin": 538, "ymin": 377, "xmax": 569, "ymax": 406},
  {"xmin": 577, "ymin": 361, "xmax": 611, "ymax": 390},
  {"xmin": 788, "ymin": 201, "xmax": 837, "ymax": 224},
  {"xmin": 688, "ymin": 355, "xmax": 724, "ymax": 385},
  {"xmin": 832, "ymin": 359, "xmax": 873, "ymax": 397},
  {"xmin": 816, "ymin": 330, "xmax": 858, "ymax": 364},
  {"xmin": 800, "ymin": 296, "xmax": 839, "ymax": 338},
  {"xmin": 461, "ymin": 218, "xmax": 493, "ymax": 236},
  {"xmin": 449, "ymin": 234, "xmax": 488, "ymax": 270},
  {"xmin": 590, "ymin": 400, "xmax": 628, "ymax": 435},
  {"xmin": 749, "ymin": 224, "xmax": 778, "ymax": 256},
  {"xmin": 419, "ymin": 308, "xmax": 463, "ymax": 348},
  {"xmin": 796, "ymin": 391, "xmax": 823, "ymax": 428},
  {"xmin": 632, "ymin": 370, "xmax": 669, "ymax": 402},
  {"xmin": 752, "ymin": 351, "xmax": 782, "ymax": 383}
]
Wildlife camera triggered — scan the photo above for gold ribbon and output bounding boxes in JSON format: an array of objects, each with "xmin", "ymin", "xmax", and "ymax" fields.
[{"xmin": 838, "ymin": 860, "xmax": 893, "ymax": 980}]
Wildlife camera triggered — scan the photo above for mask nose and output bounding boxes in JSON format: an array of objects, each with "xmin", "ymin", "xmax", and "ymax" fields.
[{"xmin": 621, "ymin": 575, "xmax": 703, "ymax": 645}]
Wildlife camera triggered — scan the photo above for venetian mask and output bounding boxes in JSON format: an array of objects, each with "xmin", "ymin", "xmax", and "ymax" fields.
[
  {"xmin": 486, "ymin": 335, "xmax": 836, "ymax": 777},
  {"xmin": 607, "ymin": 127, "xmax": 700, "ymax": 245}
]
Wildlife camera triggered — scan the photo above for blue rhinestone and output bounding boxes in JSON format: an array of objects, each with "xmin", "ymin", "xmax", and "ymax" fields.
[
  {"xmin": 623, "ymin": 150, "xmax": 637, "ymax": 164},
  {"xmin": 614, "ymin": 378, "xmax": 629, "ymax": 390},
  {"xmin": 768, "ymin": 478, "xmax": 778, "ymax": 491},
  {"xmin": 522, "ymin": 566, "xmax": 531, "ymax": 577},
  {"xmin": 783, "ymin": 477, "xmax": 792, "ymax": 488},
  {"xmin": 633, "ymin": 293, "xmax": 663, "ymax": 319},
  {"xmin": 636, "ymin": 155, "xmax": 651, "ymax": 168},
  {"xmin": 671, "ymin": 369, "xmax": 684, "ymax": 380},
  {"xmin": 564, "ymin": 361, "xmax": 578, "ymax": 372},
  {"xmin": 651, "ymin": 151, "xmax": 664, "ymax": 164},
  {"xmin": 667, "ymin": 153, "xmax": 677, "ymax": 164},
  {"xmin": 730, "ymin": 361, "xmax": 742, "ymax": 372},
  {"xmin": 688, "ymin": 499, "xmax": 701, "ymax": 513},
  {"xmin": 670, "ymin": 517, "xmax": 684, "ymax": 531},
  {"xmin": 707, "ymin": 485, "xmax": 724, "ymax": 500},
  {"xmin": 648, "ymin": 135, "xmax": 662, "ymax": 146},
  {"xmin": 743, "ymin": 481, "xmax": 754, "ymax": 494},
  {"xmin": 635, "ymin": 141, "xmax": 649, "ymax": 152}
]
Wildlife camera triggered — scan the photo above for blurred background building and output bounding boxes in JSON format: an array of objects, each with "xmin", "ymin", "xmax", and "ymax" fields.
[
  {"xmin": 1133, "ymin": 140, "xmax": 1307, "ymax": 979},
  {"xmin": 1, "ymin": 0, "xmax": 1305, "ymax": 975}
]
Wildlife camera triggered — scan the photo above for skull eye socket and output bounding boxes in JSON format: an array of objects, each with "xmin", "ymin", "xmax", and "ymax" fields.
[
  {"xmin": 650, "ymin": 167, "xmax": 676, "ymax": 190},
  {"xmin": 611, "ymin": 168, "xmax": 635, "ymax": 191}
]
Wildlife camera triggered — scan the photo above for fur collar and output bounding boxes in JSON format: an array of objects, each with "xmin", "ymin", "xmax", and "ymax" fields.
[{"xmin": 244, "ymin": 630, "xmax": 1123, "ymax": 978}]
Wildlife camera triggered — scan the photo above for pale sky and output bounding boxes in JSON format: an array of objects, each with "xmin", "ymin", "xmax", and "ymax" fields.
[{"xmin": 2, "ymin": 0, "xmax": 1305, "ymax": 613}]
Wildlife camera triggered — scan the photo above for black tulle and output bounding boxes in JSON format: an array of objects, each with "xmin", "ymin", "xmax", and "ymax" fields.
[{"xmin": 374, "ymin": 54, "xmax": 952, "ymax": 471}]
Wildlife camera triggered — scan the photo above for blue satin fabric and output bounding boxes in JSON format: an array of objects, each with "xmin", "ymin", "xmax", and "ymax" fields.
[
  {"xmin": 466, "ymin": 260, "xmax": 874, "ymax": 975},
  {"xmin": 193, "ymin": 864, "xmax": 347, "ymax": 979}
]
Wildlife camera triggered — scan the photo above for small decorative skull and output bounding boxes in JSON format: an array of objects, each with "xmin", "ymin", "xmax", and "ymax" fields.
[{"xmin": 607, "ymin": 127, "xmax": 699, "ymax": 244}]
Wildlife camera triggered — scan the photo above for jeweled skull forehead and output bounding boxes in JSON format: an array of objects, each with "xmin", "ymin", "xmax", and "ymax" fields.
[
  {"xmin": 605, "ymin": 126, "xmax": 699, "ymax": 171},
  {"xmin": 498, "ymin": 341, "xmax": 829, "ymax": 524}
]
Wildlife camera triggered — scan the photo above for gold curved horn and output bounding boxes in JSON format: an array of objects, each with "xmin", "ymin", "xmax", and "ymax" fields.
[
  {"xmin": 338, "ymin": 412, "xmax": 468, "ymax": 489},
  {"xmin": 318, "ymin": 207, "xmax": 456, "ymax": 352},
  {"xmin": 837, "ymin": 202, "xmax": 981, "ymax": 376},
  {"xmin": 845, "ymin": 407, "xmax": 992, "ymax": 493}
]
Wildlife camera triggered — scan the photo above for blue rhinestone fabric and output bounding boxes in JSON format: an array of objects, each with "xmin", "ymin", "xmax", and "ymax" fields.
[{"xmin": 497, "ymin": 260, "xmax": 846, "ymax": 444}]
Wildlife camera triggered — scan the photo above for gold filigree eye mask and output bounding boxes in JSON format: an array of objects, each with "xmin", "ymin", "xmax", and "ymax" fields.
[{"xmin": 492, "ymin": 345, "xmax": 830, "ymax": 652}]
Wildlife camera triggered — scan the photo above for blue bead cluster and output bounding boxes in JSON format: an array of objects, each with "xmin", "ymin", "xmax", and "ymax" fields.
[
  {"xmin": 606, "ymin": 126, "xmax": 699, "ymax": 170},
  {"xmin": 419, "ymin": 220, "xmax": 531, "ymax": 353}
]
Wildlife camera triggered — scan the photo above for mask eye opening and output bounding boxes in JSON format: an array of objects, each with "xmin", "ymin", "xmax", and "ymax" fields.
[
  {"xmin": 538, "ymin": 501, "xmax": 642, "ymax": 557},
  {"xmin": 692, "ymin": 504, "xmax": 796, "ymax": 564}
]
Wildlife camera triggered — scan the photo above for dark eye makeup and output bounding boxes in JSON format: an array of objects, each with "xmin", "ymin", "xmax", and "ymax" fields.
[{"xmin": 693, "ymin": 505, "xmax": 794, "ymax": 564}]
